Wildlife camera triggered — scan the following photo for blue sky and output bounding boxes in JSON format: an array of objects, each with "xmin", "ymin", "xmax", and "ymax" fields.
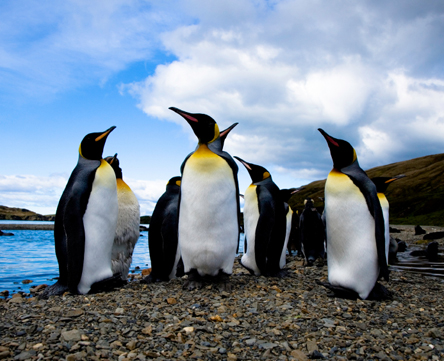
[{"xmin": 1, "ymin": 1, "xmax": 444, "ymax": 216}]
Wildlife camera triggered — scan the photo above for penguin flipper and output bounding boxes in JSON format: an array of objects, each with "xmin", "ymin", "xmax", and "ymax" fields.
[
  {"xmin": 160, "ymin": 213, "xmax": 179, "ymax": 279},
  {"xmin": 254, "ymin": 187, "xmax": 275, "ymax": 276},
  {"xmin": 39, "ymin": 281, "xmax": 69, "ymax": 299},
  {"xmin": 62, "ymin": 158, "xmax": 100, "ymax": 294},
  {"xmin": 89, "ymin": 273, "xmax": 124, "ymax": 294},
  {"xmin": 341, "ymin": 163, "xmax": 389, "ymax": 281}
]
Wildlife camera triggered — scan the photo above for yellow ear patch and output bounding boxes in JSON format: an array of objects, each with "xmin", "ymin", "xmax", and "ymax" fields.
[
  {"xmin": 176, "ymin": 180, "xmax": 181, "ymax": 186},
  {"xmin": 79, "ymin": 144, "xmax": 84, "ymax": 158},
  {"xmin": 263, "ymin": 171, "xmax": 270, "ymax": 179},
  {"xmin": 209, "ymin": 124, "xmax": 220, "ymax": 143},
  {"xmin": 352, "ymin": 149, "xmax": 357, "ymax": 163}
]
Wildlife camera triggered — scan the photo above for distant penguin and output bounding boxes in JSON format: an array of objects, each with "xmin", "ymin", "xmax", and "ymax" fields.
[
  {"xmin": 235, "ymin": 157, "xmax": 287, "ymax": 277},
  {"xmin": 143, "ymin": 176, "xmax": 182, "ymax": 283},
  {"xmin": 170, "ymin": 107, "xmax": 240, "ymax": 291},
  {"xmin": 105, "ymin": 154, "xmax": 140, "ymax": 282},
  {"xmin": 280, "ymin": 188, "xmax": 304, "ymax": 258},
  {"xmin": 371, "ymin": 175, "xmax": 405, "ymax": 265},
  {"xmin": 42, "ymin": 127, "xmax": 119, "ymax": 297},
  {"xmin": 318, "ymin": 129, "xmax": 389, "ymax": 300},
  {"xmin": 299, "ymin": 198, "xmax": 326, "ymax": 266}
]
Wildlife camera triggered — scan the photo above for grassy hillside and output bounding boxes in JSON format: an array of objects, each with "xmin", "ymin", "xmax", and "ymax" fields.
[
  {"xmin": 288, "ymin": 153, "xmax": 444, "ymax": 227},
  {"xmin": 0, "ymin": 206, "xmax": 55, "ymax": 221}
]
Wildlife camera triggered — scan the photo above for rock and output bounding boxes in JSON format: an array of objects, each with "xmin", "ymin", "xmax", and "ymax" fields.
[
  {"xmin": 9, "ymin": 297, "xmax": 23, "ymax": 304},
  {"xmin": 306, "ymin": 340, "xmax": 318, "ymax": 353},
  {"xmin": 414, "ymin": 225, "xmax": 426, "ymax": 235},
  {"xmin": 126, "ymin": 340, "xmax": 137, "ymax": 350},
  {"xmin": 0, "ymin": 351, "xmax": 10, "ymax": 360},
  {"xmin": 66, "ymin": 309, "xmax": 84, "ymax": 318},
  {"xmin": 61, "ymin": 329, "xmax": 81, "ymax": 342},
  {"xmin": 291, "ymin": 349, "xmax": 308, "ymax": 361},
  {"xmin": 166, "ymin": 297, "xmax": 177, "ymax": 305},
  {"xmin": 21, "ymin": 280, "xmax": 33, "ymax": 284}
]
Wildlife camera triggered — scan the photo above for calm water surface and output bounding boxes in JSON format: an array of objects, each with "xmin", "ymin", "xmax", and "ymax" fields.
[{"xmin": 0, "ymin": 223, "xmax": 245, "ymax": 294}]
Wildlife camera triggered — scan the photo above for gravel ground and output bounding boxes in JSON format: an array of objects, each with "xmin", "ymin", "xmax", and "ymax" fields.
[{"xmin": 1, "ymin": 227, "xmax": 444, "ymax": 361}]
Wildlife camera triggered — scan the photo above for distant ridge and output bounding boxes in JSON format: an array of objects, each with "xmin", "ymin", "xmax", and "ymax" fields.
[
  {"xmin": 288, "ymin": 153, "xmax": 444, "ymax": 227},
  {"xmin": 0, "ymin": 205, "xmax": 55, "ymax": 221}
]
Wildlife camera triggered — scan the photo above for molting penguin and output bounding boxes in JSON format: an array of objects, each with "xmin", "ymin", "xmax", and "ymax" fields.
[
  {"xmin": 318, "ymin": 129, "xmax": 390, "ymax": 300},
  {"xmin": 235, "ymin": 157, "xmax": 287, "ymax": 277},
  {"xmin": 170, "ymin": 107, "xmax": 240, "ymax": 291},
  {"xmin": 371, "ymin": 175, "xmax": 405, "ymax": 265},
  {"xmin": 42, "ymin": 127, "xmax": 119, "ymax": 298},
  {"xmin": 105, "ymin": 154, "xmax": 140, "ymax": 282},
  {"xmin": 299, "ymin": 198, "xmax": 326, "ymax": 266},
  {"xmin": 143, "ymin": 176, "xmax": 183, "ymax": 283}
]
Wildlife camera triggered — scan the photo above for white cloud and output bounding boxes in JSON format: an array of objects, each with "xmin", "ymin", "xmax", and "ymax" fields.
[
  {"xmin": 0, "ymin": 173, "xmax": 166, "ymax": 217},
  {"xmin": 0, "ymin": 174, "xmax": 67, "ymax": 215}
]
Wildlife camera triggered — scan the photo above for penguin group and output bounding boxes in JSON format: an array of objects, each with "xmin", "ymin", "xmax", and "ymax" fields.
[{"xmin": 43, "ymin": 112, "xmax": 400, "ymax": 302}]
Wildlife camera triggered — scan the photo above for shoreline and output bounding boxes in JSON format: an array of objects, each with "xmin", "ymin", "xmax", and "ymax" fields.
[{"xmin": 0, "ymin": 224, "xmax": 149, "ymax": 231}]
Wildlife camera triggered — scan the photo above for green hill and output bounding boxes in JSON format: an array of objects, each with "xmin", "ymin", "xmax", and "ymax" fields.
[
  {"xmin": 288, "ymin": 153, "xmax": 444, "ymax": 227},
  {"xmin": 0, "ymin": 205, "xmax": 55, "ymax": 221}
]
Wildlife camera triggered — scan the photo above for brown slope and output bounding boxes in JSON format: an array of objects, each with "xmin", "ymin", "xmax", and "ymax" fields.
[{"xmin": 288, "ymin": 153, "xmax": 444, "ymax": 226}]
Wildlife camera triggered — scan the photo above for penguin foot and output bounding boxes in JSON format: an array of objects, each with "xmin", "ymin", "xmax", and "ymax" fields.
[
  {"xmin": 183, "ymin": 269, "xmax": 204, "ymax": 290},
  {"xmin": 183, "ymin": 280, "xmax": 204, "ymax": 290},
  {"xmin": 270, "ymin": 269, "xmax": 287, "ymax": 278},
  {"xmin": 141, "ymin": 274, "xmax": 167, "ymax": 284},
  {"xmin": 39, "ymin": 281, "xmax": 69, "ymax": 299},
  {"xmin": 316, "ymin": 281, "xmax": 359, "ymax": 300},
  {"xmin": 89, "ymin": 273, "xmax": 124, "ymax": 294},
  {"xmin": 366, "ymin": 282, "xmax": 393, "ymax": 301}
]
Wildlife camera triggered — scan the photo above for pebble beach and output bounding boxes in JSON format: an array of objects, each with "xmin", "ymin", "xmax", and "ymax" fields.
[{"xmin": 1, "ymin": 226, "xmax": 444, "ymax": 361}]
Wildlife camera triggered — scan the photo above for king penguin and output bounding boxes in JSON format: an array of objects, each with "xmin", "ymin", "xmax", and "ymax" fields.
[
  {"xmin": 104, "ymin": 154, "xmax": 140, "ymax": 282},
  {"xmin": 42, "ymin": 127, "xmax": 119, "ymax": 297},
  {"xmin": 143, "ymin": 176, "xmax": 182, "ymax": 283},
  {"xmin": 318, "ymin": 128, "xmax": 390, "ymax": 300},
  {"xmin": 170, "ymin": 107, "xmax": 240, "ymax": 291},
  {"xmin": 280, "ymin": 188, "xmax": 304, "ymax": 264},
  {"xmin": 299, "ymin": 198, "xmax": 326, "ymax": 266},
  {"xmin": 235, "ymin": 157, "xmax": 287, "ymax": 277},
  {"xmin": 371, "ymin": 175, "xmax": 405, "ymax": 265}
]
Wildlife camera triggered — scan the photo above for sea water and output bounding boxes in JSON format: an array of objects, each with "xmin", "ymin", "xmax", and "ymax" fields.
[{"xmin": 0, "ymin": 223, "xmax": 245, "ymax": 294}]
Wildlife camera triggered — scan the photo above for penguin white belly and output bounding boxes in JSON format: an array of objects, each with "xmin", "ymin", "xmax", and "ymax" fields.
[
  {"xmin": 78, "ymin": 160, "xmax": 118, "ymax": 294},
  {"xmin": 179, "ymin": 146, "xmax": 238, "ymax": 277},
  {"xmin": 325, "ymin": 170, "xmax": 379, "ymax": 299},
  {"xmin": 280, "ymin": 208, "xmax": 292, "ymax": 268},
  {"xmin": 241, "ymin": 185, "xmax": 261, "ymax": 275},
  {"xmin": 378, "ymin": 194, "xmax": 390, "ymax": 265},
  {"xmin": 111, "ymin": 179, "xmax": 140, "ymax": 280}
]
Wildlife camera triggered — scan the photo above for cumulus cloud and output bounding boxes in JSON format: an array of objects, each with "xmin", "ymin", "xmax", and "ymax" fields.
[
  {"xmin": 125, "ymin": 0, "xmax": 444, "ymax": 185},
  {"xmin": 0, "ymin": 174, "xmax": 166, "ymax": 216}
]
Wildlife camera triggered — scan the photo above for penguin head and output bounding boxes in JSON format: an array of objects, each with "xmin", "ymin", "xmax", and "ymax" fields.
[
  {"xmin": 280, "ymin": 187, "xmax": 304, "ymax": 203},
  {"xmin": 104, "ymin": 153, "xmax": 122, "ymax": 179},
  {"xmin": 304, "ymin": 198, "xmax": 314, "ymax": 208},
  {"xmin": 166, "ymin": 176, "xmax": 181, "ymax": 189},
  {"xmin": 169, "ymin": 107, "xmax": 220, "ymax": 144},
  {"xmin": 220, "ymin": 123, "xmax": 238, "ymax": 149},
  {"xmin": 371, "ymin": 174, "xmax": 406, "ymax": 193},
  {"xmin": 79, "ymin": 126, "xmax": 116, "ymax": 161},
  {"xmin": 318, "ymin": 128, "xmax": 357, "ymax": 170},
  {"xmin": 234, "ymin": 156, "xmax": 271, "ymax": 184}
]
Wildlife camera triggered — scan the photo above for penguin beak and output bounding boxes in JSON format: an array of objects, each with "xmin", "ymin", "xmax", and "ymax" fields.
[
  {"xmin": 318, "ymin": 128, "xmax": 339, "ymax": 147},
  {"xmin": 291, "ymin": 187, "xmax": 305, "ymax": 194},
  {"xmin": 385, "ymin": 174, "xmax": 406, "ymax": 183},
  {"xmin": 95, "ymin": 126, "xmax": 116, "ymax": 142},
  {"xmin": 220, "ymin": 123, "xmax": 238, "ymax": 138},
  {"xmin": 169, "ymin": 107, "xmax": 198, "ymax": 123},
  {"xmin": 234, "ymin": 156, "xmax": 252, "ymax": 171},
  {"xmin": 108, "ymin": 153, "xmax": 118, "ymax": 165}
]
